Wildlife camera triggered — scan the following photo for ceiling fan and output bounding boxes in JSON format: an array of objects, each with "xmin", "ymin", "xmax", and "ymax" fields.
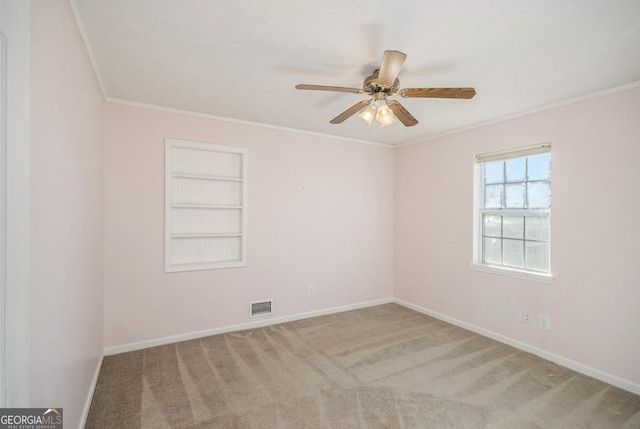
[{"xmin": 295, "ymin": 50, "xmax": 476, "ymax": 127}]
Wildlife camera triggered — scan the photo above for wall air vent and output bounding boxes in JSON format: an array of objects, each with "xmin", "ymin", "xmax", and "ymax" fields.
[{"xmin": 250, "ymin": 299, "xmax": 273, "ymax": 317}]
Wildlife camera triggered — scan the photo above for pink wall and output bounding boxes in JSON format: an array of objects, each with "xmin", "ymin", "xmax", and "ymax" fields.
[
  {"xmin": 24, "ymin": 1, "xmax": 640, "ymax": 420},
  {"xmin": 30, "ymin": 0, "xmax": 104, "ymax": 426},
  {"xmin": 103, "ymin": 104, "xmax": 395, "ymax": 348},
  {"xmin": 395, "ymin": 87, "xmax": 640, "ymax": 386}
]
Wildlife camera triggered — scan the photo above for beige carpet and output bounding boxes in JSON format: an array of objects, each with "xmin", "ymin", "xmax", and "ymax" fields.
[{"xmin": 86, "ymin": 304, "xmax": 640, "ymax": 428}]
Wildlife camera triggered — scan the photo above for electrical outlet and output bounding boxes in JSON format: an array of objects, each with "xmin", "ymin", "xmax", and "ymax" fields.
[
  {"xmin": 307, "ymin": 285, "xmax": 315, "ymax": 296},
  {"xmin": 522, "ymin": 312, "xmax": 531, "ymax": 324},
  {"xmin": 538, "ymin": 314, "xmax": 551, "ymax": 331}
]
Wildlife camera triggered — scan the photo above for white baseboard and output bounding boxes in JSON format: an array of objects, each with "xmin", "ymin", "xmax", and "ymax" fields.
[
  {"xmin": 102, "ymin": 296, "xmax": 639, "ymax": 396},
  {"xmin": 393, "ymin": 298, "xmax": 640, "ymax": 396},
  {"xmin": 104, "ymin": 297, "xmax": 394, "ymax": 356},
  {"xmin": 79, "ymin": 354, "xmax": 103, "ymax": 429}
]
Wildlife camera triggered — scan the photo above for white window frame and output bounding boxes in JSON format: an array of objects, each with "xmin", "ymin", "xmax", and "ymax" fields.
[
  {"xmin": 470, "ymin": 143, "xmax": 554, "ymax": 284},
  {"xmin": 165, "ymin": 139, "xmax": 248, "ymax": 272}
]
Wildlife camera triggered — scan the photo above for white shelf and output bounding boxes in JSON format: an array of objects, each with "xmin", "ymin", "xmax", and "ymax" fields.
[
  {"xmin": 172, "ymin": 172, "xmax": 242, "ymax": 182},
  {"xmin": 171, "ymin": 204, "xmax": 242, "ymax": 209},
  {"xmin": 171, "ymin": 233, "xmax": 243, "ymax": 238},
  {"xmin": 170, "ymin": 259, "xmax": 243, "ymax": 267}
]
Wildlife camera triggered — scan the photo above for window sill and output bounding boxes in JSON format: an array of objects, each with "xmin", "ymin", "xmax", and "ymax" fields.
[{"xmin": 469, "ymin": 263, "xmax": 554, "ymax": 284}]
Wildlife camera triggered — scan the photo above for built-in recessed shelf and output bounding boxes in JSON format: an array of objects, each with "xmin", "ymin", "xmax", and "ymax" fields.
[{"xmin": 166, "ymin": 139, "xmax": 248, "ymax": 272}]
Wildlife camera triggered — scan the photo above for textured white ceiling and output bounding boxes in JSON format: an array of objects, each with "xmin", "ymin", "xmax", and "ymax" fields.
[{"xmin": 71, "ymin": 0, "xmax": 640, "ymax": 146}]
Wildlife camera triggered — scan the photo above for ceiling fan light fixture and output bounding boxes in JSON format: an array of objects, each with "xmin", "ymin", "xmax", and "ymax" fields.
[
  {"xmin": 358, "ymin": 104, "xmax": 377, "ymax": 125},
  {"xmin": 375, "ymin": 102, "xmax": 396, "ymax": 126},
  {"xmin": 379, "ymin": 114, "xmax": 397, "ymax": 127}
]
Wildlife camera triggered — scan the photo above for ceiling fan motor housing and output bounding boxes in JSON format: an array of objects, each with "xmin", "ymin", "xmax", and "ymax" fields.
[{"xmin": 363, "ymin": 69, "xmax": 400, "ymax": 95}]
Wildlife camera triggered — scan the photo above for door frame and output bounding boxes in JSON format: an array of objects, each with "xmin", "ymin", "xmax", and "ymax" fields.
[{"xmin": 0, "ymin": 0, "xmax": 31, "ymax": 407}]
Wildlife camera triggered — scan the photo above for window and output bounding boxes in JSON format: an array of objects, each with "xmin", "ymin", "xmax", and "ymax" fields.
[
  {"xmin": 471, "ymin": 144, "xmax": 552, "ymax": 283},
  {"xmin": 165, "ymin": 139, "xmax": 248, "ymax": 272}
]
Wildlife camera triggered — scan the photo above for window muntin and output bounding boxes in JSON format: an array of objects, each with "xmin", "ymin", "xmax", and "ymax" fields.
[{"xmin": 476, "ymin": 146, "xmax": 551, "ymax": 276}]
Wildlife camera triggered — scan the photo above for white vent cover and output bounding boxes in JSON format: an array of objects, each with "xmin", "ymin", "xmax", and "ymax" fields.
[{"xmin": 250, "ymin": 300, "xmax": 273, "ymax": 317}]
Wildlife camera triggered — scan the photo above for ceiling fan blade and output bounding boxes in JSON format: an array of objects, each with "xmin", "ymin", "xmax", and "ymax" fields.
[
  {"xmin": 295, "ymin": 84, "xmax": 363, "ymax": 94},
  {"xmin": 377, "ymin": 50, "xmax": 407, "ymax": 87},
  {"xmin": 387, "ymin": 101, "xmax": 419, "ymax": 127},
  {"xmin": 330, "ymin": 100, "xmax": 371, "ymax": 124},
  {"xmin": 399, "ymin": 87, "xmax": 476, "ymax": 99}
]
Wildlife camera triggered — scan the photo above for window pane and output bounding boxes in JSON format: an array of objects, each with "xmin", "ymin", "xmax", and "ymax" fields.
[
  {"xmin": 525, "ymin": 241, "xmax": 549, "ymax": 271},
  {"xmin": 525, "ymin": 215, "xmax": 550, "ymax": 241},
  {"xmin": 506, "ymin": 158, "xmax": 526, "ymax": 182},
  {"xmin": 483, "ymin": 215, "xmax": 502, "ymax": 237},
  {"xmin": 503, "ymin": 216, "xmax": 524, "ymax": 239},
  {"xmin": 527, "ymin": 181, "xmax": 551, "ymax": 208},
  {"xmin": 478, "ymin": 147, "xmax": 551, "ymax": 275},
  {"xmin": 503, "ymin": 239, "xmax": 524, "ymax": 268},
  {"xmin": 484, "ymin": 161, "xmax": 504, "ymax": 184},
  {"xmin": 527, "ymin": 153, "xmax": 551, "ymax": 181},
  {"xmin": 505, "ymin": 183, "xmax": 526, "ymax": 208},
  {"xmin": 483, "ymin": 237, "xmax": 501, "ymax": 265},
  {"xmin": 484, "ymin": 184, "xmax": 503, "ymax": 209}
]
